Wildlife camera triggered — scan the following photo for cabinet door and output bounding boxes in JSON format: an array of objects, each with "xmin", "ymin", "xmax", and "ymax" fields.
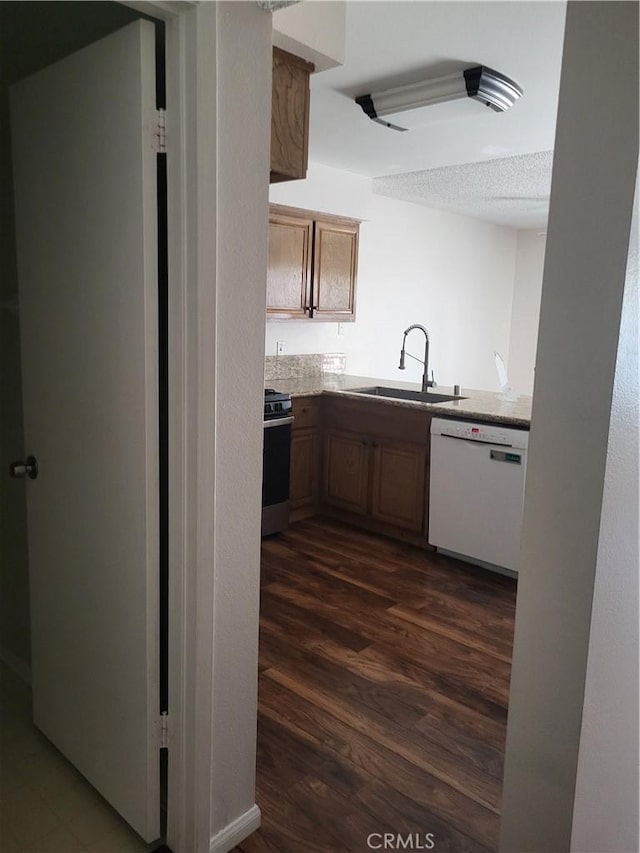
[
  {"xmin": 270, "ymin": 47, "xmax": 313, "ymax": 183},
  {"xmin": 370, "ymin": 439, "xmax": 427, "ymax": 533},
  {"xmin": 267, "ymin": 213, "xmax": 313, "ymax": 318},
  {"xmin": 312, "ymin": 218, "xmax": 359, "ymax": 321},
  {"xmin": 290, "ymin": 429, "xmax": 320, "ymax": 510},
  {"xmin": 323, "ymin": 429, "xmax": 369, "ymax": 515}
]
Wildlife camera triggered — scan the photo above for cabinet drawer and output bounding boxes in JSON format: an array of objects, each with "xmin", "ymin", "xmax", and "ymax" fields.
[{"xmin": 291, "ymin": 396, "xmax": 321, "ymax": 430}]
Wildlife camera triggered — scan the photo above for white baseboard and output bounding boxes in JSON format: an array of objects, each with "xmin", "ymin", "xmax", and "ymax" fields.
[
  {"xmin": 0, "ymin": 645, "xmax": 32, "ymax": 685},
  {"xmin": 209, "ymin": 804, "xmax": 261, "ymax": 853}
]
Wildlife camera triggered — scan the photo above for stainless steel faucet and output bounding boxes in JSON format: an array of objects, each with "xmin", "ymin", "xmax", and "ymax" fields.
[{"xmin": 398, "ymin": 324, "xmax": 434, "ymax": 392}]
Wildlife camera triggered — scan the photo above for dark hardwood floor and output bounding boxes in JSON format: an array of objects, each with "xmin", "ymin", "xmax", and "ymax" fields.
[{"xmin": 237, "ymin": 517, "xmax": 517, "ymax": 853}]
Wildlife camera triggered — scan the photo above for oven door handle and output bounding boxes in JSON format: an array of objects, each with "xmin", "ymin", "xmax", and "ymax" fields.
[{"xmin": 263, "ymin": 415, "xmax": 295, "ymax": 429}]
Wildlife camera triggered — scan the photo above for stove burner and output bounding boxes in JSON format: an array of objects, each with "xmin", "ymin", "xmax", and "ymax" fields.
[{"xmin": 264, "ymin": 387, "xmax": 292, "ymax": 420}]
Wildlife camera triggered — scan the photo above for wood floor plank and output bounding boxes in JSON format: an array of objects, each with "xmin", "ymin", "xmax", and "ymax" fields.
[
  {"xmin": 310, "ymin": 635, "xmax": 509, "ymax": 750},
  {"xmin": 259, "ymin": 626, "xmax": 428, "ymax": 730},
  {"xmin": 258, "ymin": 677, "xmax": 500, "ymax": 849},
  {"xmin": 258, "ymin": 703, "xmax": 363, "ymax": 799},
  {"xmin": 354, "ymin": 783, "xmax": 493, "ymax": 853},
  {"xmin": 252, "ymin": 784, "xmax": 347, "ymax": 853},
  {"xmin": 260, "ymin": 619, "xmax": 506, "ymax": 779},
  {"xmin": 268, "ymin": 541, "xmax": 514, "ymax": 657},
  {"xmin": 262, "ymin": 547, "xmax": 397, "ymax": 611},
  {"xmin": 286, "ymin": 776, "xmax": 382, "ymax": 851},
  {"xmin": 246, "ymin": 517, "xmax": 516, "ymax": 853},
  {"xmin": 234, "ymin": 822, "xmax": 285, "ymax": 853},
  {"xmin": 264, "ymin": 580, "xmax": 512, "ymax": 705},
  {"xmin": 288, "ymin": 520, "xmax": 516, "ymax": 604},
  {"xmin": 395, "ymin": 587, "xmax": 514, "ymax": 641},
  {"xmin": 264, "ymin": 666, "xmax": 502, "ymax": 813},
  {"xmin": 388, "ymin": 603, "xmax": 513, "ymax": 663},
  {"xmin": 260, "ymin": 587, "xmax": 372, "ymax": 652},
  {"xmin": 262, "ymin": 584, "xmax": 509, "ymax": 722},
  {"xmin": 298, "ymin": 518, "xmax": 517, "ymax": 601},
  {"xmin": 357, "ymin": 642, "xmax": 509, "ymax": 723}
]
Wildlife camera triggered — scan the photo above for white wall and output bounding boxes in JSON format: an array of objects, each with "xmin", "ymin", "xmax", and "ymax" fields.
[
  {"xmin": 273, "ymin": 0, "xmax": 345, "ymax": 71},
  {"xmin": 499, "ymin": 1, "xmax": 638, "ymax": 850},
  {"xmin": 208, "ymin": 0, "xmax": 271, "ymax": 845},
  {"xmin": 507, "ymin": 230, "xmax": 546, "ymax": 395},
  {"xmin": 269, "ymin": 163, "xmax": 518, "ymax": 392},
  {"xmin": 570, "ymin": 174, "xmax": 638, "ymax": 853}
]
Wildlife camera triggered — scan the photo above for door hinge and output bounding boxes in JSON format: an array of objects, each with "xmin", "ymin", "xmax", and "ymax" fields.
[
  {"xmin": 160, "ymin": 711, "xmax": 169, "ymax": 749},
  {"xmin": 156, "ymin": 109, "xmax": 166, "ymax": 154}
]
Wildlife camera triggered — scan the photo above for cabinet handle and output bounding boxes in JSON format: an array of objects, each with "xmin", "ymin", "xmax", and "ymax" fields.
[
  {"xmin": 302, "ymin": 407, "xmax": 308, "ymax": 413},
  {"xmin": 372, "ymin": 441, "xmax": 378, "ymax": 448},
  {"xmin": 361, "ymin": 438, "xmax": 368, "ymax": 446}
]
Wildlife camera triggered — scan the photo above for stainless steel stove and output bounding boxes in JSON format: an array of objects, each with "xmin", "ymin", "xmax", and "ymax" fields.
[
  {"xmin": 264, "ymin": 388, "xmax": 293, "ymax": 421},
  {"xmin": 262, "ymin": 389, "xmax": 294, "ymax": 536}
]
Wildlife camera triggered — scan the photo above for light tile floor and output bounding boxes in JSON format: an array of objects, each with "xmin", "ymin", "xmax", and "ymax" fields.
[{"xmin": 0, "ymin": 662, "xmax": 156, "ymax": 853}]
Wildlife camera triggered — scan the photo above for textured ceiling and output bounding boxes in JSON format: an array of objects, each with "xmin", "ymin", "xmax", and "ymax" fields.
[{"xmin": 372, "ymin": 150, "xmax": 554, "ymax": 229}]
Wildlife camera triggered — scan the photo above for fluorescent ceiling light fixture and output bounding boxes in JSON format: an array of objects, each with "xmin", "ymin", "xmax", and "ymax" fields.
[{"xmin": 356, "ymin": 66, "xmax": 523, "ymax": 131}]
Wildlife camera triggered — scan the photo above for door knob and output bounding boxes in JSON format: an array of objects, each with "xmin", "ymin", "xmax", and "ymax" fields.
[{"xmin": 9, "ymin": 456, "xmax": 39, "ymax": 480}]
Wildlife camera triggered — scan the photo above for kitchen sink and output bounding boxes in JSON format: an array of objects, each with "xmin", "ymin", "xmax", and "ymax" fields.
[{"xmin": 350, "ymin": 386, "xmax": 466, "ymax": 404}]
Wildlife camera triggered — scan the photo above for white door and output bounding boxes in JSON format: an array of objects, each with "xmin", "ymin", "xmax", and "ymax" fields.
[{"xmin": 11, "ymin": 20, "xmax": 160, "ymax": 842}]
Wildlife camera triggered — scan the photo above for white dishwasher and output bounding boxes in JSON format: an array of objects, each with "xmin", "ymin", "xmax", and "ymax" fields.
[{"xmin": 428, "ymin": 417, "xmax": 529, "ymax": 574}]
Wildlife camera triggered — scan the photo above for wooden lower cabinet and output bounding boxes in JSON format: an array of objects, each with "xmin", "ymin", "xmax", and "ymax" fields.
[
  {"xmin": 321, "ymin": 397, "xmax": 432, "ymax": 545},
  {"xmin": 323, "ymin": 428, "xmax": 428, "ymax": 537},
  {"xmin": 290, "ymin": 430, "xmax": 320, "ymax": 511},
  {"xmin": 289, "ymin": 396, "xmax": 322, "ymax": 521},
  {"xmin": 288, "ymin": 395, "xmax": 432, "ymax": 544},
  {"xmin": 370, "ymin": 439, "xmax": 426, "ymax": 533},
  {"xmin": 323, "ymin": 429, "xmax": 369, "ymax": 515}
]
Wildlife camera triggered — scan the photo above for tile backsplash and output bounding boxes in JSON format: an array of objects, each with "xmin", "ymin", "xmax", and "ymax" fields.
[{"xmin": 264, "ymin": 353, "xmax": 346, "ymax": 381}]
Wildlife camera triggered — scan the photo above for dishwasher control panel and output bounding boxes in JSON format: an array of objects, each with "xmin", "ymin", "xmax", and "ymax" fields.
[{"xmin": 431, "ymin": 418, "xmax": 529, "ymax": 449}]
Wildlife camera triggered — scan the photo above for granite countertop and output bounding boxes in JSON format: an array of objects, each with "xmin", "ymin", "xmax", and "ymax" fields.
[{"xmin": 267, "ymin": 373, "xmax": 532, "ymax": 427}]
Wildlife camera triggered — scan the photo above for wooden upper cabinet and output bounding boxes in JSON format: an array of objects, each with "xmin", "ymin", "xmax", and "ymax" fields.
[
  {"xmin": 313, "ymin": 218, "xmax": 359, "ymax": 319},
  {"xmin": 270, "ymin": 48, "xmax": 313, "ymax": 183},
  {"xmin": 267, "ymin": 211, "xmax": 313, "ymax": 318},
  {"xmin": 267, "ymin": 205, "xmax": 360, "ymax": 321}
]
